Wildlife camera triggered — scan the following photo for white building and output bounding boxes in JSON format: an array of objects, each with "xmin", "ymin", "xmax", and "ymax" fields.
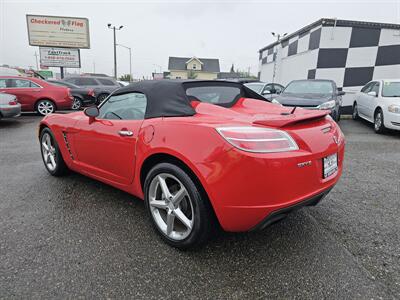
[{"xmin": 259, "ymin": 19, "xmax": 400, "ymax": 112}]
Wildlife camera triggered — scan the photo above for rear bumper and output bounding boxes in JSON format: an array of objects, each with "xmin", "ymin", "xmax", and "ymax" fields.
[
  {"xmin": 251, "ymin": 187, "xmax": 332, "ymax": 231},
  {"xmin": 196, "ymin": 136, "xmax": 345, "ymax": 232},
  {"xmin": 0, "ymin": 104, "xmax": 21, "ymax": 118},
  {"xmin": 56, "ymin": 97, "xmax": 73, "ymax": 110}
]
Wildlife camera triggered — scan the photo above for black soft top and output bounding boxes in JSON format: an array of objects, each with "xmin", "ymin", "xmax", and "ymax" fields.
[{"xmin": 111, "ymin": 80, "xmax": 266, "ymax": 119}]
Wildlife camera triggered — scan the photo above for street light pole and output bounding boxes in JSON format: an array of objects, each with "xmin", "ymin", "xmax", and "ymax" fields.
[
  {"xmin": 107, "ymin": 23, "xmax": 124, "ymax": 79},
  {"xmin": 117, "ymin": 44, "xmax": 132, "ymax": 82}
]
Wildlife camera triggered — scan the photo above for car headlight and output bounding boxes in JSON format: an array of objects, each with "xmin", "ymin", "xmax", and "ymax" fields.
[
  {"xmin": 318, "ymin": 100, "xmax": 336, "ymax": 110},
  {"xmin": 388, "ymin": 104, "xmax": 400, "ymax": 114},
  {"xmin": 216, "ymin": 126, "xmax": 299, "ymax": 153}
]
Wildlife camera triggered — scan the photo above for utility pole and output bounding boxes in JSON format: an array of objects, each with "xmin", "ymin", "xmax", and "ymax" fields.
[
  {"xmin": 271, "ymin": 32, "xmax": 287, "ymax": 83},
  {"xmin": 107, "ymin": 23, "xmax": 124, "ymax": 79},
  {"xmin": 117, "ymin": 44, "xmax": 132, "ymax": 82},
  {"xmin": 34, "ymin": 51, "xmax": 39, "ymax": 70}
]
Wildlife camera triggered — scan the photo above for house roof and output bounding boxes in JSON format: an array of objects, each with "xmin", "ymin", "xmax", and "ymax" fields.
[
  {"xmin": 259, "ymin": 18, "xmax": 400, "ymax": 53},
  {"xmin": 168, "ymin": 56, "xmax": 220, "ymax": 72}
]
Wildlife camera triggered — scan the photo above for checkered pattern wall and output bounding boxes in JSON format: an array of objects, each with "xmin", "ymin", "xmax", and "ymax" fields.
[{"xmin": 260, "ymin": 21, "xmax": 400, "ymax": 90}]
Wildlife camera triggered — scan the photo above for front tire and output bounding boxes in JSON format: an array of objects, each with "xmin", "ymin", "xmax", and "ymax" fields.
[
  {"xmin": 36, "ymin": 99, "xmax": 55, "ymax": 116},
  {"xmin": 40, "ymin": 128, "xmax": 68, "ymax": 176},
  {"xmin": 374, "ymin": 109, "xmax": 386, "ymax": 134},
  {"xmin": 352, "ymin": 102, "xmax": 359, "ymax": 120},
  {"xmin": 144, "ymin": 163, "xmax": 213, "ymax": 249}
]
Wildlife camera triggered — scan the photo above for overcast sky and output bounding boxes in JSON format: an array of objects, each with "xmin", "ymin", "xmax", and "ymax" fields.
[{"xmin": 1, "ymin": 0, "xmax": 399, "ymax": 78}]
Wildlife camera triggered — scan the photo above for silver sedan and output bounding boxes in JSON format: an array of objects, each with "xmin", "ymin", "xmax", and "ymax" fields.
[{"xmin": 0, "ymin": 93, "xmax": 21, "ymax": 119}]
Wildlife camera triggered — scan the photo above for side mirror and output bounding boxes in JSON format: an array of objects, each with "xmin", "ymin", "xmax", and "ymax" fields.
[
  {"xmin": 367, "ymin": 91, "xmax": 377, "ymax": 97},
  {"xmin": 84, "ymin": 106, "xmax": 99, "ymax": 121},
  {"xmin": 338, "ymin": 91, "xmax": 346, "ymax": 96}
]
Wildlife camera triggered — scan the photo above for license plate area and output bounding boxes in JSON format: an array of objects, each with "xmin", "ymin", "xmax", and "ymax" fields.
[{"xmin": 323, "ymin": 153, "xmax": 338, "ymax": 178}]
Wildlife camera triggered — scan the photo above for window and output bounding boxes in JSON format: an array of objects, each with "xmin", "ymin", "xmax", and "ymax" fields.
[
  {"xmin": 192, "ymin": 64, "xmax": 197, "ymax": 70},
  {"xmin": 371, "ymin": 82, "xmax": 380, "ymax": 95},
  {"xmin": 10, "ymin": 79, "xmax": 40, "ymax": 88},
  {"xmin": 64, "ymin": 78, "xmax": 77, "ymax": 84},
  {"xmin": 245, "ymin": 83, "xmax": 265, "ymax": 94},
  {"xmin": 0, "ymin": 79, "xmax": 6, "ymax": 88},
  {"xmin": 274, "ymin": 84, "xmax": 284, "ymax": 94},
  {"xmin": 185, "ymin": 85, "xmax": 242, "ymax": 105},
  {"xmin": 98, "ymin": 78, "xmax": 117, "ymax": 86},
  {"xmin": 99, "ymin": 92, "xmax": 147, "ymax": 120},
  {"xmin": 382, "ymin": 81, "xmax": 400, "ymax": 97},
  {"xmin": 361, "ymin": 82, "xmax": 375, "ymax": 93},
  {"xmin": 76, "ymin": 77, "xmax": 99, "ymax": 86}
]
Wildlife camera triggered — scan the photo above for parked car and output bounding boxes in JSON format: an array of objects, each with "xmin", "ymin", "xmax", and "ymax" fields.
[
  {"xmin": 245, "ymin": 82, "xmax": 285, "ymax": 100},
  {"xmin": 352, "ymin": 79, "xmax": 400, "ymax": 133},
  {"xmin": 38, "ymin": 80, "xmax": 345, "ymax": 249},
  {"xmin": 0, "ymin": 93, "xmax": 21, "ymax": 119},
  {"xmin": 117, "ymin": 80, "xmax": 130, "ymax": 87},
  {"xmin": 63, "ymin": 76, "xmax": 120, "ymax": 104},
  {"xmin": 274, "ymin": 79, "xmax": 345, "ymax": 121},
  {"xmin": 0, "ymin": 76, "xmax": 73, "ymax": 116},
  {"xmin": 47, "ymin": 79, "xmax": 96, "ymax": 110}
]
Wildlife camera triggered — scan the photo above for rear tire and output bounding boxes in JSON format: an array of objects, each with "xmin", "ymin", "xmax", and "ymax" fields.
[
  {"xmin": 36, "ymin": 99, "xmax": 55, "ymax": 116},
  {"xmin": 144, "ymin": 163, "xmax": 213, "ymax": 249},
  {"xmin": 374, "ymin": 109, "xmax": 386, "ymax": 134},
  {"xmin": 40, "ymin": 128, "xmax": 68, "ymax": 176},
  {"xmin": 72, "ymin": 97, "xmax": 83, "ymax": 110},
  {"xmin": 352, "ymin": 102, "xmax": 359, "ymax": 120}
]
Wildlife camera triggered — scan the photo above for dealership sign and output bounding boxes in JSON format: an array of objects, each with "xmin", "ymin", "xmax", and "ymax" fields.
[
  {"xmin": 40, "ymin": 47, "xmax": 81, "ymax": 68},
  {"xmin": 26, "ymin": 15, "xmax": 90, "ymax": 48}
]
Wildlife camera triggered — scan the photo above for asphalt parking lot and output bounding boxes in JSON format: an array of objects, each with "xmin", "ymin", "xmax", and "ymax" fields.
[{"xmin": 1, "ymin": 115, "xmax": 399, "ymax": 299}]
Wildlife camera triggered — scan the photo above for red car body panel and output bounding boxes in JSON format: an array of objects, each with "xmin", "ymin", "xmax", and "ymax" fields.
[
  {"xmin": 40, "ymin": 97, "xmax": 345, "ymax": 232},
  {"xmin": 0, "ymin": 76, "xmax": 72, "ymax": 111}
]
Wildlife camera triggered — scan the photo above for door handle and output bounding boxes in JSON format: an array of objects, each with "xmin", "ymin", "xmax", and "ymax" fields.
[{"xmin": 118, "ymin": 130, "xmax": 133, "ymax": 137}]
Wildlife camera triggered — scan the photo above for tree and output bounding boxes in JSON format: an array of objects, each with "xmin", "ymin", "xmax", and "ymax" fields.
[
  {"xmin": 119, "ymin": 74, "xmax": 132, "ymax": 82},
  {"xmin": 187, "ymin": 70, "xmax": 198, "ymax": 79},
  {"xmin": 230, "ymin": 64, "xmax": 235, "ymax": 73}
]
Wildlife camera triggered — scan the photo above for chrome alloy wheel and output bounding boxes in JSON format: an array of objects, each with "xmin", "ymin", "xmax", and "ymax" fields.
[
  {"xmin": 37, "ymin": 100, "xmax": 55, "ymax": 115},
  {"xmin": 41, "ymin": 132, "xmax": 57, "ymax": 171},
  {"xmin": 375, "ymin": 112, "xmax": 382, "ymax": 131},
  {"xmin": 148, "ymin": 173, "xmax": 194, "ymax": 240},
  {"xmin": 72, "ymin": 97, "xmax": 82, "ymax": 110}
]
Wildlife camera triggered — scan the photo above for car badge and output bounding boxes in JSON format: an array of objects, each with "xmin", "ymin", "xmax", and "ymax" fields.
[{"xmin": 297, "ymin": 161, "xmax": 312, "ymax": 168}]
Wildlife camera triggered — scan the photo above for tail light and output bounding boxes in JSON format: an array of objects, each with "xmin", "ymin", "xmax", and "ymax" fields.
[
  {"xmin": 67, "ymin": 88, "xmax": 73, "ymax": 99},
  {"xmin": 8, "ymin": 99, "xmax": 18, "ymax": 105},
  {"xmin": 88, "ymin": 89, "xmax": 95, "ymax": 97},
  {"xmin": 216, "ymin": 126, "xmax": 299, "ymax": 153}
]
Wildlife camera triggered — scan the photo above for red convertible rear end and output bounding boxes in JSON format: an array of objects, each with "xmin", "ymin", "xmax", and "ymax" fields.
[{"xmin": 38, "ymin": 80, "xmax": 345, "ymax": 249}]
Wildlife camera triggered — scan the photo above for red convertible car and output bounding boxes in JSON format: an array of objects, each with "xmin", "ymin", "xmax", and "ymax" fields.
[{"xmin": 38, "ymin": 80, "xmax": 345, "ymax": 248}]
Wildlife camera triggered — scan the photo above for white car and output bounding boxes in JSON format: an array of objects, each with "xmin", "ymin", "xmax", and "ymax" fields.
[{"xmin": 352, "ymin": 79, "xmax": 400, "ymax": 133}]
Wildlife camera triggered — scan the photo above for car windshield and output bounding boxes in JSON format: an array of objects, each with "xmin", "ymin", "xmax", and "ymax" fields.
[
  {"xmin": 283, "ymin": 81, "xmax": 333, "ymax": 95},
  {"xmin": 382, "ymin": 82, "xmax": 400, "ymax": 97},
  {"xmin": 245, "ymin": 83, "xmax": 264, "ymax": 93},
  {"xmin": 185, "ymin": 85, "xmax": 242, "ymax": 105}
]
